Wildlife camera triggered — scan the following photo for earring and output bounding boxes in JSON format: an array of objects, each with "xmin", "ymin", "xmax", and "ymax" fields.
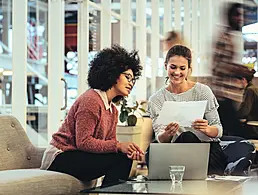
[{"xmin": 165, "ymin": 76, "xmax": 169, "ymax": 84}]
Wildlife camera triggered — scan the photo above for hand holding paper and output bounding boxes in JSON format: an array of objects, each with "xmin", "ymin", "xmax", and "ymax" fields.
[
  {"xmin": 192, "ymin": 119, "xmax": 209, "ymax": 131},
  {"xmin": 156, "ymin": 101, "xmax": 208, "ymax": 127},
  {"xmin": 164, "ymin": 122, "xmax": 180, "ymax": 137}
]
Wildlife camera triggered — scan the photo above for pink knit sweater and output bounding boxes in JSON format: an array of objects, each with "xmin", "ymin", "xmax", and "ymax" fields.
[{"xmin": 50, "ymin": 89, "xmax": 119, "ymax": 153}]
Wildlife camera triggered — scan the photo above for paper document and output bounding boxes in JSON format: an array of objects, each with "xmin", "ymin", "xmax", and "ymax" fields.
[
  {"xmin": 206, "ymin": 175, "xmax": 251, "ymax": 181},
  {"xmin": 156, "ymin": 101, "xmax": 207, "ymax": 127}
]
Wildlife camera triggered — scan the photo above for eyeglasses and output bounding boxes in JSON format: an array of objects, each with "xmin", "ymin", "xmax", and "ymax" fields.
[{"xmin": 122, "ymin": 73, "xmax": 136, "ymax": 85}]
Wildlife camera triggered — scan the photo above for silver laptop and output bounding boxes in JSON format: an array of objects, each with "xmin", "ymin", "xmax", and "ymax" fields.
[{"xmin": 148, "ymin": 143, "xmax": 210, "ymax": 180}]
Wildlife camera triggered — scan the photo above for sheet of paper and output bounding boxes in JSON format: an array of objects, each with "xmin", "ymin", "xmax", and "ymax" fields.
[
  {"xmin": 206, "ymin": 176, "xmax": 251, "ymax": 181},
  {"xmin": 156, "ymin": 101, "xmax": 207, "ymax": 127}
]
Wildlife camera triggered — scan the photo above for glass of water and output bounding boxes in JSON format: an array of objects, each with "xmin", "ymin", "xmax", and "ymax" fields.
[{"xmin": 169, "ymin": 165, "xmax": 185, "ymax": 184}]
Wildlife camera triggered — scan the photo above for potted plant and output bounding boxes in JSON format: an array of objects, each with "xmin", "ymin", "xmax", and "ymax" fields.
[{"xmin": 117, "ymin": 98, "xmax": 146, "ymax": 126}]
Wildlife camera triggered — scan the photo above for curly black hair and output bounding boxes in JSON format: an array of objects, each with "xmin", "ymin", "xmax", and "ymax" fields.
[{"xmin": 88, "ymin": 45, "xmax": 142, "ymax": 92}]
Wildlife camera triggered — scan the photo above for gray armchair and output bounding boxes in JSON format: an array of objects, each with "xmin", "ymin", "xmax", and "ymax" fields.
[{"xmin": 0, "ymin": 115, "xmax": 96, "ymax": 195}]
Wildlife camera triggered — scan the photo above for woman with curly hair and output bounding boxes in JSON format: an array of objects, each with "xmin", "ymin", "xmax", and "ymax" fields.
[{"xmin": 41, "ymin": 45, "xmax": 144, "ymax": 186}]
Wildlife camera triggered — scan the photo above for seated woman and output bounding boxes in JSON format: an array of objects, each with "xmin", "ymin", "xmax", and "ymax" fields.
[
  {"xmin": 237, "ymin": 69, "xmax": 258, "ymax": 139},
  {"xmin": 146, "ymin": 45, "xmax": 227, "ymax": 175},
  {"xmin": 41, "ymin": 45, "xmax": 144, "ymax": 186}
]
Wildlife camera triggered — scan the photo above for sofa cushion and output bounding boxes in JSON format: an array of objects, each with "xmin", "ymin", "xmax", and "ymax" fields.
[{"xmin": 0, "ymin": 169, "xmax": 91, "ymax": 195}]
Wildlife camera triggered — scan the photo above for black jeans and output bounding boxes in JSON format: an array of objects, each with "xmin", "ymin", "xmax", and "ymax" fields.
[
  {"xmin": 217, "ymin": 98, "xmax": 242, "ymax": 136},
  {"xmin": 48, "ymin": 150, "xmax": 132, "ymax": 187},
  {"xmin": 145, "ymin": 132, "xmax": 227, "ymax": 175}
]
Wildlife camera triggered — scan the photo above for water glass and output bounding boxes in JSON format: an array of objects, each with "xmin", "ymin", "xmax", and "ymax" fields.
[{"xmin": 169, "ymin": 165, "xmax": 185, "ymax": 184}]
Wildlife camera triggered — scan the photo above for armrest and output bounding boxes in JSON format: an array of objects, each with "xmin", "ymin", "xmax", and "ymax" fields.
[{"xmin": 27, "ymin": 145, "xmax": 46, "ymax": 168}]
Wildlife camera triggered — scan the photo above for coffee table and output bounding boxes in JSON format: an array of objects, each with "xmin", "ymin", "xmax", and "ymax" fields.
[{"xmin": 81, "ymin": 178, "xmax": 258, "ymax": 195}]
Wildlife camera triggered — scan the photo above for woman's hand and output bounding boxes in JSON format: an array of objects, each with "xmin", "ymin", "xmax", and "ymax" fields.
[
  {"xmin": 164, "ymin": 122, "xmax": 179, "ymax": 137},
  {"xmin": 192, "ymin": 119, "xmax": 219, "ymax": 138},
  {"xmin": 117, "ymin": 142, "xmax": 144, "ymax": 156},
  {"xmin": 127, "ymin": 151, "xmax": 144, "ymax": 161},
  {"xmin": 158, "ymin": 122, "xmax": 179, "ymax": 143},
  {"xmin": 192, "ymin": 119, "xmax": 209, "ymax": 133}
]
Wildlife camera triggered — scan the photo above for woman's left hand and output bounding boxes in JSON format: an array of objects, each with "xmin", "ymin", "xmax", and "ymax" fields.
[
  {"xmin": 192, "ymin": 119, "xmax": 209, "ymax": 133},
  {"xmin": 127, "ymin": 151, "xmax": 144, "ymax": 161}
]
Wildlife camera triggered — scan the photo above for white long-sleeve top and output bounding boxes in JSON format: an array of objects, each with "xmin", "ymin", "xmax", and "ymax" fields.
[{"xmin": 147, "ymin": 82, "xmax": 223, "ymax": 143}]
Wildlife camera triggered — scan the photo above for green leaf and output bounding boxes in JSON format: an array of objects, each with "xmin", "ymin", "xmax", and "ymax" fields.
[
  {"xmin": 119, "ymin": 111, "xmax": 128, "ymax": 123},
  {"xmin": 139, "ymin": 108, "xmax": 146, "ymax": 113},
  {"xmin": 122, "ymin": 99, "xmax": 127, "ymax": 106},
  {"xmin": 126, "ymin": 107, "xmax": 132, "ymax": 113}
]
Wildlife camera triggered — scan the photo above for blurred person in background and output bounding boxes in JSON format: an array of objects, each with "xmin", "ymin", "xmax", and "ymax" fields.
[
  {"xmin": 162, "ymin": 31, "xmax": 192, "ymax": 79},
  {"xmin": 162, "ymin": 30, "xmax": 185, "ymax": 57},
  {"xmin": 212, "ymin": 2, "xmax": 250, "ymax": 136},
  {"xmin": 237, "ymin": 69, "xmax": 258, "ymax": 139}
]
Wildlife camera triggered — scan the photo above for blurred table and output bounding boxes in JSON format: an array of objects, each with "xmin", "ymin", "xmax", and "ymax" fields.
[
  {"xmin": 82, "ymin": 177, "xmax": 258, "ymax": 195},
  {"xmin": 247, "ymin": 121, "xmax": 258, "ymax": 126}
]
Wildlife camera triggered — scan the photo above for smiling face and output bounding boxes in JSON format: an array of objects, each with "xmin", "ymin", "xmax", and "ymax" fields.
[
  {"xmin": 113, "ymin": 69, "xmax": 135, "ymax": 97},
  {"xmin": 165, "ymin": 55, "xmax": 190, "ymax": 86}
]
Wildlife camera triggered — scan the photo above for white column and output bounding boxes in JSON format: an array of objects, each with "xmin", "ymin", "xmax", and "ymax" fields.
[
  {"xmin": 136, "ymin": 0, "xmax": 147, "ymax": 100},
  {"xmin": 120, "ymin": 0, "xmax": 132, "ymax": 50},
  {"xmin": 77, "ymin": 0, "xmax": 89, "ymax": 95},
  {"xmin": 164, "ymin": 0, "xmax": 172, "ymax": 33},
  {"xmin": 48, "ymin": 0, "xmax": 65, "ymax": 141},
  {"xmin": 174, "ymin": 0, "xmax": 181, "ymax": 32},
  {"xmin": 151, "ymin": 0, "xmax": 159, "ymax": 94},
  {"xmin": 12, "ymin": 0, "xmax": 27, "ymax": 129},
  {"xmin": 101, "ymin": 0, "xmax": 111, "ymax": 49},
  {"xmin": 191, "ymin": 0, "xmax": 199, "ymax": 76},
  {"xmin": 183, "ymin": 0, "xmax": 191, "ymax": 47}
]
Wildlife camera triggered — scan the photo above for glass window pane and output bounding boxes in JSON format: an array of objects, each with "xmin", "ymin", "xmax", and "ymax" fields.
[
  {"xmin": 27, "ymin": 0, "xmax": 48, "ymax": 146},
  {"xmin": 111, "ymin": 16, "xmax": 120, "ymax": 45},
  {"xmin": 65, "ymin": 2, "xmax": 79, "ymax": 109},
  {"xmin": 133, "ymin": 26, "xmax": 136, "ymax": 50},
  {"xmin": 0, "ymin": 0, "xmax": 12, "ymax": 116},
  {"xmin": 131, "ymin": 0, "xmax": 136, "ymax": 22},
  {"xmin": 159, "ymin": 1, "xmax": 164, "ymax": 36},
  {"xmin": 111, "ymin": 0, "xmax": 120, "ymax": 14},
  {"xmin": 89, "ymin": 7, "xmax": 101, "ymax": 52},
  {"xmin": 146, "ymin": 0, "xmax": 151, "ymax": 28},
  {"xmin": 90, "ymin": 0, "xmax": 101, "ymax": 3}
]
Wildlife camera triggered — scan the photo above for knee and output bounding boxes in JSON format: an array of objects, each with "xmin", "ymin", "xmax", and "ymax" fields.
[
  {"xmin": 117, "ymin": 152, "xmax": 133, "ymax": 167},
  {"xmin": 178, "ymin": 132, "xmax": 200, "ymax": 143}
]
